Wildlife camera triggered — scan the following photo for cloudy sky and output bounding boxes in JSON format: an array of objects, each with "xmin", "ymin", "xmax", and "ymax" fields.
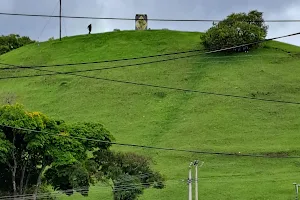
[{"xmin": 0, "ymin": 0, "xmax": 299, "ymax": 45}]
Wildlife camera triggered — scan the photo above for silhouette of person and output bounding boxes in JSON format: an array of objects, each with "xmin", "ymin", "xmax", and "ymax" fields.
[{"xmin": 87, "ymin": 24, "xmax": 92, "ymax": 34}]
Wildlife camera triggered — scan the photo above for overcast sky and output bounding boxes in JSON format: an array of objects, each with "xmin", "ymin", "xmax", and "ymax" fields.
[{"xmin": 0, "ymin": 0, "xmax": 299, "ymax": 45}]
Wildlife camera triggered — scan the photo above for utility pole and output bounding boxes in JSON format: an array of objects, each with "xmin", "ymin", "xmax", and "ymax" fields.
[
  {"xmin": 59, "ymin": 0, "xmax": 62, "ymax": 41},
  {"xmin": 188, "ymin": 162, "xmax": 193, "ymax": 200},
  {"xmin": 294, "ymin": 183, "xmax": 299, "ymax": 200},
  {"xmin": 187, "ymin": 160, "xmax": 203, "ymax": 200},
  {"xmin": 194, "ymin": 160, "xmax": 199, "ymax": 200}
]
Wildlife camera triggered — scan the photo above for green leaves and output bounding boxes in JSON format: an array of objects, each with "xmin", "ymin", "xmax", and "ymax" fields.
[
  {"xmin": 201, "ymin": 10, "xmax": 268, "ymax": 52},
  {"xmin": 92, "ymin": 150, "xmax": 165, "ymax": 200},
  {"xmin": 0, "ymin": 104, "xmax": 113, "ymax": 196},
  {"xmin": 45, "ymin": 162, "xmax": 90, "ymax": 196},
  {"xmin": 0, "ymin": 135, "xmax": 11, "ymax": 161},
  {"xmin": 0, "ymin": 104, "xmax": 164, "ymax": 200},
  {"xmin": 68, "ymin": 122, "xmax": 115, "ymax": 151},
  {"xmin": 113, "ymin": 174, "xmax": 143, "ymax": 200},
  {"xmin": 0, "ymin": 34, "xmax": 35, "ymax": 55}
]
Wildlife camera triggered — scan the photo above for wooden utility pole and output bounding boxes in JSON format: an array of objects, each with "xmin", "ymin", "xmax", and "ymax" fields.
[{"xmin": 59, "ymin": 0, "xmax": 62, "ymax": 41}]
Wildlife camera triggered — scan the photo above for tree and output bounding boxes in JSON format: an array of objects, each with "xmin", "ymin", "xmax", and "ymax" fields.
[
  {"xmin": 92, "ymin": 150, "xmax": 165, "ymax": 200},
  {"xmin": 201, "ymin": 10, "xmax": 269, "ymax": 52},
  {"xmin": 44, "ymin": 122, "xmax": 114, "ymax": 196},
  {"xmin": 0, "ymin": 34, "xmax": 35, "ymax": 55},
  {"xmin": 0, "ymin": 104, "xmax": 113, "ymax": 199},
  {"xmin": 0, "ymin": 104, "xmax": 165, "ymax": 200}
]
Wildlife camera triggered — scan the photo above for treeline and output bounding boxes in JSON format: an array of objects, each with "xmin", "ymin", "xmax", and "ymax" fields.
[{"xmin": 0, "ymin": 34, "xmax": 35, "ymax": 55}]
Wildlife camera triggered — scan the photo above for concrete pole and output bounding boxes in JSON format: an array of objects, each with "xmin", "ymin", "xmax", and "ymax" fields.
[
  {"xmin": 195, "ymin": 163, "xmax": 198, "ymax": 200},
  {"xmin": 294, "ymin": 183, "xmax": 299, "ymax": 200},
  {"xmin": 189, "ymin": 163, "xmax": 193, "ymax": 200}
]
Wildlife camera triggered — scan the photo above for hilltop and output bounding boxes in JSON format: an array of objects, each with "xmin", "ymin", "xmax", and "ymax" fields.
[{"xmin": 1, "ymin": 30, "xmax": 300, "ymax": 200}]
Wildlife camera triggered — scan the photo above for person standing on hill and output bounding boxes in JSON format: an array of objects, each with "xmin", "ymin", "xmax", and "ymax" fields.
[{"xmin": 87, "ymin": 24, "xmax": 92, "ymax": 34}]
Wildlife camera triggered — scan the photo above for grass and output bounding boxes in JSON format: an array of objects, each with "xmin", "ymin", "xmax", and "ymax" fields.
[{"xmin": 1, "ymin": 29, "xmax": 300, "ymax": 199}]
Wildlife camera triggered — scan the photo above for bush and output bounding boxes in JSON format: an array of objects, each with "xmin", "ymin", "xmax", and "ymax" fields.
[
  {"xmin": 93, "ymin": 150, "xmax": 165, "ymax": 200},
  {"xmin": 153, "ymin": 91, "xmax": 166, "ymax": 98},
  {"xmin": 0, "ymin": 34, "xmax": 35, "ymax": 55},
  {"xmin": 201, "ymin": 10, "xmax": 269, "ymax": 52}
]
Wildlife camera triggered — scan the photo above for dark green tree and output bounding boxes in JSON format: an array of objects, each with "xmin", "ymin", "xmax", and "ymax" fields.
[
  {"xmin": 0, "ymin": 104, "xmax": 113, "ymax": 199},
  {"xmin": 0, "ymin": 34, "xmax": 35, "ymax": 55},
  {"xmin": 92, "ymin": 150, "xmax": 165, "ymax": 200},
  {"xmin": 201, "ymin": 10, "xmax": 269, "ymax": 52},
  {"xmin": 0, "ymin": 104, "xmax": 164, "ymax": 200},
  {"xmin": 113, "ymin": 174, "xmax": 143, "ymax": 200}
]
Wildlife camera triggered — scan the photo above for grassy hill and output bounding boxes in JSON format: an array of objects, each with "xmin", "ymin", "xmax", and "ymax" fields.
[{"xmin": 1, "ymin": 30, "xmax": 300, "ymax": 200}]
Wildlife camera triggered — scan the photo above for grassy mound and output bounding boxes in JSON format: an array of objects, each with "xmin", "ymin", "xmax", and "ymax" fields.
[{"xmin": 1, "ymin": 30, "xmax": 300, "ymax": 200}]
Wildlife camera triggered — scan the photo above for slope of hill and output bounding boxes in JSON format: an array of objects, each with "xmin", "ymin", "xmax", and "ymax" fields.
[{"xmin": 1, "ymin": 30, "xmax": 300, "ymax": 200}]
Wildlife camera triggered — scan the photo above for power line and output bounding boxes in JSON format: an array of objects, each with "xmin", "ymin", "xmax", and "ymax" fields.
[
  {"xmin": 0, "ymin": 54, "xmax": 277, "ymax": 70},
  {"xmin": 0, "ymin": 182, "xmax": 170, "ymax": 199},
  {"xmin": 1, "ymin": 57, "xmax": 300, "ymax": 106},
  {"xmin": 0, "ymin": 54, "xmax": 286, "ymax": 75},
  {"xmin": 0, "ymin": 12, "xmax": 300, "ymax": 23},
  {"xmin": 0, "ymin": 176, "xmax": 296, "ymax": 199},
  {"xmin": 0, "ymin": 49, "xmax": 204, "ymax": 70},
  {"xmin": 1, "ymin": 63, "xmax": 300, "ymax": 106},
  {"xmin": 0, "ymin": 30, "xmax": 298, "ymax": 72},
  {"xmin": 49, "ymin": 72, "xmax": 300, "ymax": 105},
  {"xmin": 1, "ymin": 177, "xmax": 293, "ymax": 199},
  {"xmin": 1, "ymin": 124, "xmax": 300, "ymax": 159},
  {"xmin": 0, "ymin": 53, "xmax": 200, "ymax": 74},
  {"xmin": 0, "ymin": 182, "xmax": 165, "ymax": 199},
  {"xmin": 2, "ymin": 55, "xmax": 300, "ymax": 106},
  {"xmin": 0, "ymin": 176, "xmax": 297, "ymax": 200},
  {"xmin": 0, "ymin": 52, "xmax": 288, "ymax": 72}
]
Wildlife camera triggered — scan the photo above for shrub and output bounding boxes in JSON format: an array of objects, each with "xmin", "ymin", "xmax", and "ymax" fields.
[
  {"xmin": 0, "ymin": 34, "xmax": 35, "ymax": 55},
  {"xmin": 201, "ymin": 10, "xmax": 269, "ymax": 52}
]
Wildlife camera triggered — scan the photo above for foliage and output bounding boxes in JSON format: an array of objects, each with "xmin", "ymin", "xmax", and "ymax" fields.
[
  {"xmin": 0, "ymin": 104, "xmax": 164, "ymax": 200},
  {"xmin": 0, "ymin": 34, "xmax": 35, "ymax": 55},
  {"xmin": 45, "ymin": 162, "xmax": 90, "ymax": 196},
  {"xmin": 92, "ymin": 150, "xmax": 165, "ymax": 200},
  {"xmin": 0, "ymin": 104, "xmax": 113, "ymax": 198},
  {"xmin": 201, "ymin": 10, "xmax": 269, "ymax": 52},
  {"xmin": 38, "ymin": 184, "xmax": 58, "ymax": 200},
  {"xmin": 112, "ymin": 174, "xmax": 143, "ymax": 200}
]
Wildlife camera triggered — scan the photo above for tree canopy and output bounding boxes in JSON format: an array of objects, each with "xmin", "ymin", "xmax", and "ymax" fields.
[
  {"xmin": 0, "ymin": 34, "xmax": 35, "ymax": 55},
  {"xmin": 201, "ymin": 10, "xmax": 269, "ymax": 52},
  {"xmin": 0, "ymin": 104, "xmax": 164, "ymax": 199},
  {"xmin": 92, "ymin": 150, "xmax": 165, "ymax": 200}
]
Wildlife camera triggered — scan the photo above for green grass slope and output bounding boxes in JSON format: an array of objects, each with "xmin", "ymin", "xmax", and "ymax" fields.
[{"xmin": 1, "ymin": 30, "xmax": 300, "ymax": 200}]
